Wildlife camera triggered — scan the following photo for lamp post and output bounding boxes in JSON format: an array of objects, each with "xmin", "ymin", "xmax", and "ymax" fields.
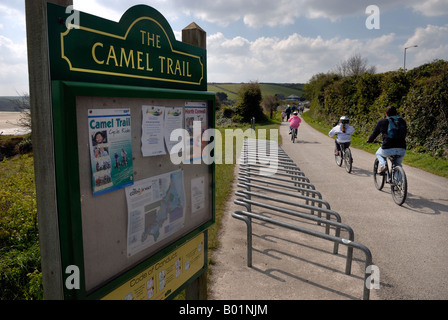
[{"xmin": 404, "ymin": 45, "xmax": 418, "ymax": 71}]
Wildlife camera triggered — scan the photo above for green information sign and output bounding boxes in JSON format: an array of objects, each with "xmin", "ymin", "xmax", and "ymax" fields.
[
  {"xmin": 47, "ymin": 4, "xmax": 206, "ymax": 91},
  {"xmin": 45, "ymin": 3, "xmax": 214, "ymax": 300}
]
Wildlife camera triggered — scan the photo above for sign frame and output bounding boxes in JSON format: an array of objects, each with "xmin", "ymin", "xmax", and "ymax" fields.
[
  {"xmin": 52, "ymin": 80, "xmax": 215, "ymax": 300},
  {"xmin": 45, "ymin": 2, "xmax": 215, "ymax": 300}
]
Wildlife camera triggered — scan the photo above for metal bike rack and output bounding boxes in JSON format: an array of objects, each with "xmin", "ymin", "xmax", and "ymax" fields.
[{"xmin": 232, "ymin": 138, "xmax": 374, "ymax": 300}]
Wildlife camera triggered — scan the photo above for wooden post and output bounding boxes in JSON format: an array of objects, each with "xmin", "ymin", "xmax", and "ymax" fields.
[
  {"xmin": 25, "ymin": 0, "xmax": 73, "ymax": 300},
  {"xmin": 182, "ymin": 22, "xmax": 208, "ymax": 300},
  {"xmin": 182, "ymin": 22, "xmax": 206, "ymax": 50}
]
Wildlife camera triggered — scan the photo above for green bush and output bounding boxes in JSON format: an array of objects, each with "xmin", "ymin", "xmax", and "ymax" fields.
[
  {"xmin": 16, "ymin": 137, "xmax": 33, "ymax": 155},
  {"xmin": 0, "ymin": 154, "xmax": 41, "ymax": 300},
  {"xmin": 234, "ymin": 82, "xmax": 267, "ymax": 123},
  {"xmin": 305, "ymin": 60, "xmax": 448, "ymax": 156}
]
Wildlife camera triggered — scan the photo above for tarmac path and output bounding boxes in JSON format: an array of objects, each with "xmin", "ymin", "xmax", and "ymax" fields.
[{"xmin": 209, "ymin": 117, "xmax": 448, "ymax": 300}]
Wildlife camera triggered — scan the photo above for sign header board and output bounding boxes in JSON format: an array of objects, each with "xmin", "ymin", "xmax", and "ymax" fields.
[{"xmin": 47, "ymin": 4, "xmax": 206, "ymax": 91}]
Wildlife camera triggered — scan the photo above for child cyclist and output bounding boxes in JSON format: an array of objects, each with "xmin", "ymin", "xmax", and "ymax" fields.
[
  {"xmin": 328, "ymin": 116, "xmax": 355, "ymax": 156},
  {"xmin": 288, "ymin": 111, "xmax": 302, "ymax": 135}
]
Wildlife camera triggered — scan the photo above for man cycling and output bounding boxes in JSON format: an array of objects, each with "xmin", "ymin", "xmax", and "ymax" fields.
[
  {"xmin": 288, "ymin": 111, "xmax": 302, "ymax": 135},
  {"xmin": 328, "ymin": 116, "xmax": 355, "ymax": 156},
  {"xmin": 367, "ymin": 106, "xmax": 407, "ymax": 174}
]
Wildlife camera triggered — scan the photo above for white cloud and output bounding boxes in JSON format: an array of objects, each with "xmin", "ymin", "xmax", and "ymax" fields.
[
  {"xmin": 404, "ymin": 24, "xmax": 448, "ymax": 68},
  {"xmin": 0, "ymin": 36, "xmax": 28, "ymax": 95},
  {"xmin": 166, "ymin": 0, "xmax": 448, "ymax": 27},
  {"xmin": 74, "ymin": 1, "xmax": 448, "ymax": 29},
  {"xmin": 409, "ymin": 0, "xmax": 448, "ymax": 16},
  {"xmin": 207, "ymin": 32, "xmax": 400, "ymax": 83}
]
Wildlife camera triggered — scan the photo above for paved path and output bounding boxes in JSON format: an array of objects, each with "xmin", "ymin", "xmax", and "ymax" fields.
[{"xmin": 209, "ymin": 117, "xmax": 448, "ymax": 300}]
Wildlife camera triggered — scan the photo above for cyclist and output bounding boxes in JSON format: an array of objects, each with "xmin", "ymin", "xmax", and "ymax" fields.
[
  {"xmin": 367, "ymin": 106, "xmax": 407, "ymax": 174},
  {"xmin": 328, "ymin": 116, "xmax": 355, "ymax": 156},
  {"xmin": 288, "ymin": 111, "xmax": 302, "ymax": 136}
]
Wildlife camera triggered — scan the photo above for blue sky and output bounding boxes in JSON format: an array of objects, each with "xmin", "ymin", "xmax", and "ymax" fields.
[{"xmin": 1, "ymin": 0, "xmax": 447, "ymax": 96}]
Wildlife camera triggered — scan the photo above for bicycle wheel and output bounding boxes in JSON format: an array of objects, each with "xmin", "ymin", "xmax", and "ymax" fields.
[
  {"xmin": 335, "ymin": 149, "xmax": 343, "ymax": 166},
  {"xmin": 391, "ymin": 166, "xmax": 407, "ymax": 206},
  {"xmin": 373, "ymin": 159, "xmax": 385, "ymax": 190},
  {"xmin": 292, "ymin": 130, "xmax": 297, "ymax": 143},
  {"xmin": 344, "ymin": 148, "xmax": 352, "ymax": 173}
]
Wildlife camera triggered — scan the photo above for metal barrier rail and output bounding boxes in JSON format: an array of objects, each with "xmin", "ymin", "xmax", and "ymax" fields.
[
  {"xmin": 233, "ymin": 196, "xmax": 349, "ymax": 258},
  {"xmin": 237, "ymin": 179, "xmax": 327, "ymax": 229},
  {"xmin": 232, "ymin": 138, "xmax": 374, "ymax": 300},
  {"xmin": 232, "ymin": 210, "xmax": 373, "ymax": 300},
  {"xmin": 234, "ymin": 189, "xmax": 341, "ymax": 235}
]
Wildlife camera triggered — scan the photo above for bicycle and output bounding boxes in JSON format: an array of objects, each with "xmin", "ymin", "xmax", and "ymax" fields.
[
  {"xmin": 335, "ymin": 141, "xmax": 352, "ymax": 173},
  {"xmin": 290, "ymin": 128, "xmax": 298, "ymax": 143},
  {"xmin": 373, "ymin": 155, "xmax": 407, "ymax": 206}
]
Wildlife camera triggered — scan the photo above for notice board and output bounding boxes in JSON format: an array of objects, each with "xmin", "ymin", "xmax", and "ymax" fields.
[{"xmin": 46, "ymin": 3, "xmax": 214, "ymax": 300}]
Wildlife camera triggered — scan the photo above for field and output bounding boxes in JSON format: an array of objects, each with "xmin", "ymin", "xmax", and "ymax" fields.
[{"xmin": 208, "ymin": 83, "xmax": 304, "ymax": 101}]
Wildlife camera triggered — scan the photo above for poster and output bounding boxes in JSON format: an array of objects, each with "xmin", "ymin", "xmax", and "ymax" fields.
[
  {"xmin": 88, "ymin": 109, "xmax": 134, "ymax": 196},
  {"xmin": 185, "ymin": 102, "xmax": 207, "ymax": 162},
  {"xmin": 191, "ymin": 176, "xmax": 205, "ymax": 214},
  {"xmin": 125, "ymin": 170, "xmax": 186, "ymax": 257},
  {"xmin": 164, "ymin": 106, "xmax": 184, "ymax": 154},
  {"xmin": 141, "ymin": 105, "xmax": 166, "ymax": 157}
]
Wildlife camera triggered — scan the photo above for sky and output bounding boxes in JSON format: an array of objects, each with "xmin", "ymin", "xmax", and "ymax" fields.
[{"xmin": 1, "ymin": 0, "xmax": 448, "ymax": 96}]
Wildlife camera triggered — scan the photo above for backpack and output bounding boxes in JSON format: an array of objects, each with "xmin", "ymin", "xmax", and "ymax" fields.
[{"xmin": 387, "ymin": 116, "xmax": 406, "ymax": 140}]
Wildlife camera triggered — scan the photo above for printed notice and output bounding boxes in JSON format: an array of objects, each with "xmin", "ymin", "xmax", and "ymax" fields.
[
  {"xmin": 141, "ymin": 105, "xmax": 166, "ymax": 157},
  {"xmin": 191, "ymin": 176, "xmax": 205, "ymax": 214},
  {"xmin": 125, "ymin": 170, "xmax": 186, "ymax": 256},
  {"xmin": 185, "ymin": 102, "xmax": 207, "ymax": 163},
  {"xmin": 88, "ymin": 109, "xmax": 134, "ymax": 196},
  {"xmin": 164, "ymin": 106, "xmax": 184, "ymax": 154}
]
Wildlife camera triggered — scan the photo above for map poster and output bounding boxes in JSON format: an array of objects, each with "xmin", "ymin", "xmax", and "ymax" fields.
[
  {"xmin": 88, "ymin": 109, "xmax": 134, "ymax": 196},
  {"xmin": 125, "ymin": 170, "xmax": 186, "ymax": 257}
]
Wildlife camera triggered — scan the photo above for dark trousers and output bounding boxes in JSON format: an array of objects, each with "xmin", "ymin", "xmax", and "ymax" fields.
[{"xmin": 335, "ymin": 141, "xmax": 350, "ymax": 152}]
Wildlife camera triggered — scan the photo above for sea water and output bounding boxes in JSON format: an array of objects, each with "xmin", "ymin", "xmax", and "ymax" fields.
[{"xmin": 0, "ymin": 112, "xmax": 30, "ymax": 135}]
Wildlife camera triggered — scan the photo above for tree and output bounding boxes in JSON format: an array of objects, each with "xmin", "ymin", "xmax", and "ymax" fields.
[
  {"xmin": 216, "ymin": 92, "xmax": 228, "ymax": 103},
  {"xmin": 262, "ymin": 95, "xmax": 280, "ymax": 119},
  {"xmin": 335, "ymin": 53, "xmax": 376, "ymax": 77},
  {"xmin": 234, "ymin": 82, "xmax": 266, "ymax": 123}
]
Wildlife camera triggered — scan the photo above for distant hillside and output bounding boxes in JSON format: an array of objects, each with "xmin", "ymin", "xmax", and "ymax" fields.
[
  {"xmin": 0, "ymin": 97, "xmax": 21, "ymax": 112},
  {"xmin": 208, "ymin": 83, "xmax": 304, "ymax": 101}
]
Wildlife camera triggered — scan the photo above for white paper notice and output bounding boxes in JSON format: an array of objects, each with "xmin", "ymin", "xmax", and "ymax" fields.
[
  {"xmin": 185, "ymin": 102, "xmax": 207, "ymax": 163},
  {"xmin": 164, "ymin": 107, "xmax": 184, "ymax": 154},
  {"xmin": 191, "ymin": 176, "xmax": 205, "ymax": 214},
  {"xmin": 141, "ymin": 105, "xmax": 166, "ymax": 157}
]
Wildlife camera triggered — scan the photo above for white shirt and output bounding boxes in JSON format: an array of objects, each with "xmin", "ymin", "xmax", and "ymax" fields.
[{"xmin": 328, "ymin": 124, "xmax": 355, "ymax": 143}]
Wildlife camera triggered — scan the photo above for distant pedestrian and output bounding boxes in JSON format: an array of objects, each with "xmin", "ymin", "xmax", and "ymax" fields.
[{"xmin": 285, "ymin": 105, "xmax": 291, "ymax": 120}]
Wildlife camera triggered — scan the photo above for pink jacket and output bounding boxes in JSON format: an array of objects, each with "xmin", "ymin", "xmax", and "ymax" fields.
[{"xmin": 288, "ymin": 115, "xmax": 302, "ymax": 129}]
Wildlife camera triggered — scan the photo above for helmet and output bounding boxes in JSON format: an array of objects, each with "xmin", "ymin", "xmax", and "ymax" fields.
[
  {"xmin": 340, "ymin": 116, "xmax": 349, "ymax": 124},
  {"xmin": 293, "ymin": 111, "xmax": 298, "ymax": 115}
]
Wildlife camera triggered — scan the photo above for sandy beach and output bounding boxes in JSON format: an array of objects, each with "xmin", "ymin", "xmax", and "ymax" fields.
[{"xmin": 0, "ymin": 112, "xmax": 29, "ymax": 135}]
